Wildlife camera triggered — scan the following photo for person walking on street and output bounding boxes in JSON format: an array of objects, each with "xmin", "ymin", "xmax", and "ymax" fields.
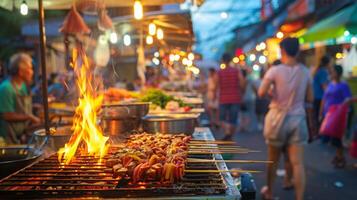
[
  {"xmin": 206, "ymin": 68, "xmax": 219, "ymax": 127},
  {"xmin": 258, "ymin": 37, "xmax": 313, "ymax": 200},
  {"xmin": 214, "ymin": 53, "xmax": 246, "ymax": 140},
  {"xmin": 0, "ymin": 53, "xmax": 41, "ymax": 145},
  {"xmin": 320, "ymin": 65, "xmax": 352, "ymax": 168},
  {"xmin": 312, "ymin": 55, "xmax": 330, "ymax": 126}
]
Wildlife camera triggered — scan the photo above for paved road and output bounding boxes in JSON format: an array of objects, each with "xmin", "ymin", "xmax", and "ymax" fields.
[{"xmin": 211, "ymin": 128, "xmax": 357, "ymax": 200}]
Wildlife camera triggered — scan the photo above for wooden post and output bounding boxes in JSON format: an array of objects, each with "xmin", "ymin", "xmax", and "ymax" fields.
[{"xmin": 37, "ymin": 0, "xmax": 50, "ymax": 135}]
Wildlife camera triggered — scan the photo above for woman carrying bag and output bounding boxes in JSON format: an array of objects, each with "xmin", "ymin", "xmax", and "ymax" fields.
[
  {"xmin": 258, "ymin": 37, "xmax": 313, "ymax": 200},
  {"xmin": 320, "ymin": 65, "xmax": 352, "ymax": 168}
]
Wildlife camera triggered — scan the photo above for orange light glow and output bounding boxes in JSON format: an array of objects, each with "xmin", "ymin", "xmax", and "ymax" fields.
[{"xmin": 58, "ymin": 48, "xmax": 109, "ymax": 164}]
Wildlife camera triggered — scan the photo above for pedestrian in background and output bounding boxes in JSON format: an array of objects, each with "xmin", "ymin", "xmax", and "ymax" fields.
[
  {"xmin": 312, "ymin": 55, "xmax": 330, "ymax": 126},
  {"xmin": 240, "ymin": 68, "xmax": 257, "ymax": 133},
  {"xmin": 206, "ymin": 68, "xmax": 219, "ymax": 127},
  {"xmin": 214, "ymin": 53, "xmax": 246, "ymax": 140},
  {"xmin": 259, "ymin": 37, "xmax": 313, "ymax": 200},
  {"xmin": 320, "ymin": 65, "xmax": 352, "ymax": 168}
]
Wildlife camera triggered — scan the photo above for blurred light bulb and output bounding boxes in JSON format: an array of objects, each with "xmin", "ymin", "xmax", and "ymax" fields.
[
  {"xmin": 220, "ymin": 63, "xmax": 226, "ymax": 69},
  {"xmin": 146, "ymin": 35, "xmax": 153, "ymax": 45},
  {"xmin": 20, "ymin": 0, "xmax": 28, "ymax": 15},
  {"xmin": 220, "ymin": 12, "xmax": 228, "ymax": 19},
  {"xmin": 239, "ymin": 54, "xmax": 245, "ymax": 61},
  {"xmin": 276, "ymin": 31, "xmax": 284, "ymax": 39},
  {"xmin": 188, "ymin": 52, "xmax": 195, "ymax": 60},
  {"xmin": 174, "ymin": 54, "xmax": 180, "ymax": 61},
  {"xmin": 123, "ymin": 34, "xmax": 131, "ymax": 46},
  {"xmin": 187, "ymin": 60, "xmax": 193, "ymax": 67},
  {"xmin": 249, "ymin": 54, "xmax": 256, "ymax": 61},
  {"xmin": 259, "ymin": 42, "xmax": 266, "ymax": 50},
  {"xmin": 263, "ymin": 50, "xmax": 269, "ymax": 56},
  {"xmin": 157, "ymin": 28, "xmax": 164, "ymax": 40},
  {"xmin": 149, "ymin": 23, "xmax": 156, "ymax": 35},
  {"xmin": 109, "ymin": 32, "xmax": 118, "ymax": 44},
  {"xmin": 253, "ymin": 64, "xmax": 260, "ymax": 71},
  {"xmin": 351, "ymin": 36, "xmax": 357, "ymax": 44},
  {"xmin": 256, "ymin": 45, "xmax": 261, "ymax": 51},
  {"xmin": 182, "ymin": 58, "xmax": 188, "ymax": 65},
  {"xmin": 154, "ymin": 51, "xmax": 160, "ymax": 57},
  {"xmin": 344, "ymin": 30, "xmax": 350, "ymax": 37},
  {"xmin": 258, "ymin": 55, "xmax": 266, "ymax": 64},
  {"xmin": 233, "ymin": 57, "xmax": 239, "ymax": 63},
  {"xmin": 134, "ymin": 0, "xmax": 143, "ymax": 20},
  {"xmin": 152, "ymin": 57, "xmax": 160, "ymax": 65},
  {"xmin": 169, "ymin": 54, "xmax": 175, "ymax": 62}
]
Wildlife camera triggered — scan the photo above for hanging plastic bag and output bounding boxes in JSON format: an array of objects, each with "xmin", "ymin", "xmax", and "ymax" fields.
[{"xmin": 319, "ymin": 104, "xmax": 349, "ymax": 139}]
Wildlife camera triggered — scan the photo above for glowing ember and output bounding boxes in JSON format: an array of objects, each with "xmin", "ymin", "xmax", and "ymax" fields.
[{"xmin": 58, "ymin": 48, "xmax": 109, "ymax": 164}]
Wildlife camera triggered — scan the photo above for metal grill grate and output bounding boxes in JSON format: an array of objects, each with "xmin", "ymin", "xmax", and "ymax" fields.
[{"xmin": 0, "ymin": 147, "xmax": 227, "ymax": 199}]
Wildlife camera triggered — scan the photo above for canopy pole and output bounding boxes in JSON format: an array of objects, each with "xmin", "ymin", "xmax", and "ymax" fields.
[{"xmin": 38, "ymin": 0, "xmax": 50, "ymax": 135}]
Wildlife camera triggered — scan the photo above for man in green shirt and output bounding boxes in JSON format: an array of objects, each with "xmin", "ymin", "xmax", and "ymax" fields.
[{"xmin": 0, "ymin": 53, "xmax": 40, "ymax": 145}]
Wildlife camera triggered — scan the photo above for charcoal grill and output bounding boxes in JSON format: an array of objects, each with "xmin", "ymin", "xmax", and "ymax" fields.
[{"xmin": 0, "ymin": 128, "xmax": 240, "ymax": 199}]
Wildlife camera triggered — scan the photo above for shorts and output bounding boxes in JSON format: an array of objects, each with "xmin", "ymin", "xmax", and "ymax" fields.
[
  {"xmin": 219, "ymin": 104, "xmax": 239, "ymax": 125},
  {"xmin": 266, "ymin": 115, "xmax": 308, "ymax": 147}
]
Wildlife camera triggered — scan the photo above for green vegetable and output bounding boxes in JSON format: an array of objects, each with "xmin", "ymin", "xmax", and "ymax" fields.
[{"xmin": 139, "ymin": 89, "xmax": 187, "ymax": 108}]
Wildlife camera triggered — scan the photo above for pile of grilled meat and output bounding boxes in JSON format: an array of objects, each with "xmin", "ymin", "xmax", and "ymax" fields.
[{"xmin": 106, "ymin": 133, "xmax": 192, "ymax": 184}]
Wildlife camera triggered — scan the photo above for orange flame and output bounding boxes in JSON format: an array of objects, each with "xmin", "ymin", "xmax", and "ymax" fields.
[{"xmin": 58, "ymin": 48, "xmax": 109, "ymax": 164}]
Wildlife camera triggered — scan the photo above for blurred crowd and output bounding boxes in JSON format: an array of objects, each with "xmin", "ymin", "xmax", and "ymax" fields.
[{"xmin": 196, "ymin": 37, "xmax": 357, "ymax": 200}]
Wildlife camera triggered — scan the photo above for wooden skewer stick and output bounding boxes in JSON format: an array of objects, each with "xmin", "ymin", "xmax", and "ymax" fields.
[
  {"xmin": 188, "ymin": 144, "xmax": 241, "ymax": 148},
  {"xmin": 188, "ymin": 151, "xmax": 250, "ymax": 154},
  {"xmin": 189, "ymin": 147, "xmax": 251, "ymax": 151},
  {"xmin": 190, "ymin": 141, "xmax": 236, "ymax": 145},
  {"xmin": 187, "ymin": 159, "xmax": 272, "ymax": 164},
  {"xmin": 184, "ymin": 169, "xmax": 262, "ymax": 173}
]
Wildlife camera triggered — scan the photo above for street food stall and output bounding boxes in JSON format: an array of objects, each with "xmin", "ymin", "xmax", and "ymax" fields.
[{"xmin": 0, "ymin": 1, "xmax": 262, "ymax": 199}]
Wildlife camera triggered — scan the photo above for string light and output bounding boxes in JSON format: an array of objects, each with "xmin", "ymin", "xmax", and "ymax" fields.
[
  {"xmin": 152, "ymin": 57, "xmax": 160, "ymax": 65},
  {"xmin": 263, "ymin": 50, "xmax": 269, "ymax": 56},
  {"xmin": 146, "ymin": 35, "xmax": 153, "ymax": 45},
  {"xmin": 174, "ymin": 54, "xmax": 180, "ymax": 61},
  {"xmin": 109, "ymin": 32, "xmax": 118, "ymax": 44},
  {"xmin": 220, "ymin": 63, "xmax": 226, "ymax": 69},
  {"xmin": 182, "ymin": 58, "xmax": 188, "ymax": 65},
  {"xmin": 256, "ymin": 45, "xmax": 261, "ymax": 51},
  {"xmin": 134, "ymin": 0, "xmax": 143, "ymax": 20},
  {"xmin": 276, "ymin": 31, "xmax": 284, "ymax": 39},
  {"xmin": 188, "ymin": 53, "xmax": 195, "ymax": 60},
  {"xmin": 232, "ymin": 57, "xmax": 239, "ymax": 63},
  {"xmin": 239, "ymin": 54, "xmax": 245, "ymax": 61},
  {"xmin": 149, "ymin": 23, "xmax": 156, "ymax": 35},
  {"xmin": 351, "ymin": 36, "xmax": 357, "ymax": 44},
  {"xmin": 344, "ymin": 30, "xmax": 350, "ymax": 37},
  {"xmin": 249, "ymin": 54, "xmax": 256, "ymax": 61},
  {"xmin": 123, "ymin": 34, "xmax": 131, "ymax": 46},
  {"xmin": 187, "ymin": 60, "xmax": 193, "ymax": 67},
  {"xmin": 259, "ymin": 42, "xmax": 266, "ymax": 50},
  {"xmin": 169, "ymin": 54, "xmax": 175, "ymax": 62},
  {"xmin": 253, "ymin": 64, "xmax": 260, "ymax": 71},
  {"xmin": 157, "ymin": 28, "xmax": 164, "ymax": 40},
  {"xmin": 220, "ymin": 12, "xmax": 228, "ymax": 19},
  {"xmin": 20, "ymin": 0, "xmax": 28, "ymax": 15},
  {"xmin": 335, "ymin": 52, "xmax": 343, "ymax": 59},
  {"xmin": 154, "ymin": 52, "xmax": 160, "ymax": 58},
  {"xmin": 258, "ymin": 55, "xmax": 266, "ymax": 64}
]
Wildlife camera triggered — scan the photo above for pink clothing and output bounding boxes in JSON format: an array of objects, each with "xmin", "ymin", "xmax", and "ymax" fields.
[
  {"xmin": 217, "ymin": 67, "xmax": 241, "ymax": 104},
  {"xmin": 263, "ymin": 64, "xmax": 311, "ymax": 115}
]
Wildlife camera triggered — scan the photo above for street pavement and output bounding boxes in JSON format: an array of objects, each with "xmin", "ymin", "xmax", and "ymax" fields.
[{"xmin": 211, "ymin": 128, "xmax": 357, "ymax": 200}]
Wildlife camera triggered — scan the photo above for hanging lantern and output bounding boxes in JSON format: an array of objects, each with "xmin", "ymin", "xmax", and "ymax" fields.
[{"xmin": 59, "ymin": 6, "xmax": 91, "ymax": 34}]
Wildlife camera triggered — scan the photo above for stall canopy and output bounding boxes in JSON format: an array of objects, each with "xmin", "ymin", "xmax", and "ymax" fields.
[
  {"xmin": 301, "ymin": 3, "xmax": 357, "ymax": 43},
  {"xmin": 0, "ymin": 0, "xmax": 184, "ymax": 10}
]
